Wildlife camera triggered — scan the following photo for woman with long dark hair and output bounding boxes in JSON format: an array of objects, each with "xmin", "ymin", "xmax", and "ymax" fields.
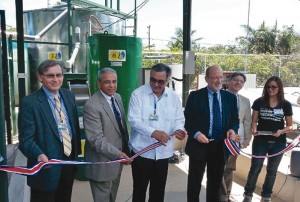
[{"xmin": 242, "ymin": 76, "xmax": 293, "ymax": 202}]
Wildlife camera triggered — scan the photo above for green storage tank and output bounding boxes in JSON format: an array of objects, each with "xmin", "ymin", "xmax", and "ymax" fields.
[{"xmin": 88, "ymin": 34, "xmax": 142, "ymax": 113}]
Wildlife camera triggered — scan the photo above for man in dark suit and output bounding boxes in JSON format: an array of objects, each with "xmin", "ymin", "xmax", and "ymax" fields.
[
  {"xmin": 185, "ymin": 65, "xmax": 240, "ymax": 202},
  {"xmin": 83, "ymin": 67, "xmax": 131, "ymax": 202},
  {"xmin": 18, "ymin": 60, "xmax": 81, "ymax": 202}
]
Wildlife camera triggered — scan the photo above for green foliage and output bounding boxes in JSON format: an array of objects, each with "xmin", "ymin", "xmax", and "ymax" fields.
[
  {"xmin": 168, "ymin": 27, "xmax": 202, "ymax": 51},
  {"xmin": 142, "ymin": 25, "xmax": 300, "ymax": 89}
]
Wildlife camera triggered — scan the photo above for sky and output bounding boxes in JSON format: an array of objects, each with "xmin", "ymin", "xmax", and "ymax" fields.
[{"xmin": 1, "ymin": 0, "xmax": 300, "ymax": 49}]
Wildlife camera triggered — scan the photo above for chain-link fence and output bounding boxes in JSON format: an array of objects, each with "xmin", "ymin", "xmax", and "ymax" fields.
[{"xmin": 142, "ymin": 52, "xmax": 300, "ymax": 87}]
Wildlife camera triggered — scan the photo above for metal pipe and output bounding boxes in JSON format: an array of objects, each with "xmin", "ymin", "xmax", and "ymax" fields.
[
  {"xmin": 66, "ymin": 42, "xmax": 80, "ymax": 70},
  {"xmin": 35, "ymin": 9, "xmax": 68, "ymax": 40},
  {"xmin": 134, "ymin": 0, "xmax": 137, "ymax": 36}
]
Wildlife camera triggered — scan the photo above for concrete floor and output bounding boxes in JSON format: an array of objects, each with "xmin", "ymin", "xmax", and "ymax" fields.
[
  {"xmin": 71, "ymin": 155, "xmax": 284, "ymax": 202},
  {"xmin": 7, "ymin": 147, "xmax": 285, "ymax": 202}
]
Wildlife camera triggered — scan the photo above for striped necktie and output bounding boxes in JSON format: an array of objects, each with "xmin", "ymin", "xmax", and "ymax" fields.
[
  {"xmin": 54, "ymin": 95, "xmax": 72, "ymax": 156},
  {"xmin": 111, "ymin": 97, "xmax": 129, "ymax": 155}
]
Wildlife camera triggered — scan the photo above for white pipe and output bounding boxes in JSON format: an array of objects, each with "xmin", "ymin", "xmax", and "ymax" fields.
[
  {"xmin": 35, "ymin": 9, "xmax": 68, "ymax": 40},
  {"xmin": 66, "ymin": 42, "xmax": 80, "ymax": 69}
]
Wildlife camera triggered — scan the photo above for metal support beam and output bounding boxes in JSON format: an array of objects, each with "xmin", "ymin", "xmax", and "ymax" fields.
[
  {"xmin": 0, "ymin": 10, "xmax": 9, "ymax": 202},
  {"xmin": 67, "ymin": 0, "xmax": 73, "ymax": 59},
  {"xmin": 0, "ymin": 10, "xmax": 12, "ymax": 144},
  {"xmin": 15, "ymin": 0, "xmax": 26, "ymax": 100},
  {"xmin": 134, "ymin": 0, "xmax": 137, "ymax": 36},
  {"xmin": 182, "ymin": 0, "xmax": 192, "ymax": 106}
]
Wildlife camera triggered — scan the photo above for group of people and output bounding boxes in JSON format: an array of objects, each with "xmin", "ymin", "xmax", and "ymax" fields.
[{"xmin": 18, "ymin": 59, "xmax": 293, "ymax": 202}]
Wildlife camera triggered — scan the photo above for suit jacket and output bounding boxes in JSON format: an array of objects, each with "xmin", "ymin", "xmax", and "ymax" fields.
[
  {"xmin": 83, "ymin": 91, "xmax": 129, "ymax": 181},
  {"xmin": 184, "ymin": 87, "xmax": 239, "ymax": 161},
  {"xmin": 237, "ymin": 94, "xmax": 252, "ymax": 145},
  {"xmin": 18, "ymin": 88, "xmax": 81, "ymax": 191}
]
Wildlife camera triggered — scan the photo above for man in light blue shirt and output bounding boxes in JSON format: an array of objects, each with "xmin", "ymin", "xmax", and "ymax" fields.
[{"xmin": 128, "ymin": 63, "xmax": 186, "ymax": 202}]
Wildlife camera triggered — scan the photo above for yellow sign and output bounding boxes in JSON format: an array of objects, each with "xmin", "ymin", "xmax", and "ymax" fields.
[
  {"xmin": 48, "ymin": 51, "xmax": 62, "ymax": 60},
  {"xmin": 109, "ymin": 50, "xmax": 126, "ymax": 62}
]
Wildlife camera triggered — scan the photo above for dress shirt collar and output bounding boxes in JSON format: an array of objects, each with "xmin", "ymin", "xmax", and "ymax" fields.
[
  {"xmin": 100, "ymin": 90, "xmax": 114, "ymax": 103},
  {"xmin": 42, "ymin": 86, "xmax": 60, "ymax": 100},
  {"xmin": 206, "ymin": 86, "xmax": 220, "ymax": 97},
  {"xmin": 145, "ymin": 84, "xmax": 169, "ymax": 97}
]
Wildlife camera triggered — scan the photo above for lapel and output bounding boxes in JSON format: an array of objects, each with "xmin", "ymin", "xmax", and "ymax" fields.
[
  {"xmin": 202, "ymin": 88, "xmax": 210, "ymax": 119},
  {"xmin": 37, "ymin": 88, "xmax": 60, "ymax": 140},
  {"xmin": 237, "ymin": 94, "xmax": 242, "ymax": 117},
  {"xmin": 98, "ymin": 92, "xmax": 122, "ymax": 136}
]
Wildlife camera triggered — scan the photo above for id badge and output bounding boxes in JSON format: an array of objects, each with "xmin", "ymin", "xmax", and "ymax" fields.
[
  {"xmin": 58, "ymin": 123, "xmax": 67, "ymax": 131},
  {"xmin": 149, "ymin": 114, "xmax": 159, "ymax": 120}
]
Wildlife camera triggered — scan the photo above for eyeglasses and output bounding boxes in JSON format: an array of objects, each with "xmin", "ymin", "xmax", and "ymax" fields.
[
  {"xmin": 208, "ymin": 76, "xmax": 223, "ymax": 81},
  {"xmin": 42, "ymin": 73, "xmax": 63, "ymax": 79},
  {"xmin": 101, "ymin": 80, "xmax": 118, "ymax": 85},
  {"xmin": 150, "ymin": 77, "xmax": 167, "ymax": 85},
  {"xmin": 266, "ymin": 85, "xmax": 278, "ymax": 90}
]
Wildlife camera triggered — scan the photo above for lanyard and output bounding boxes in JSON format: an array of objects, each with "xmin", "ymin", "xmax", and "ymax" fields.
[
  {"xmin": 153, "ymin": 94, "xmax": 163, "ymax": 115},
  {"xmin": 48, "ymin": 95, "xmax": 63, "ymax": 123}
]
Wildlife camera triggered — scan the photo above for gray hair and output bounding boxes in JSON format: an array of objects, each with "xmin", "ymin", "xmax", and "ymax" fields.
[
  {"xmin": 205, "ymin": 65, "xmax": 222, "ymax": 77},
  {"xmin": 37, "ymin": 60, "xmax": 64, "ymax": 74},
  {"xmin": 98, "ymin": 67, "xmax": 117, "ymax": 81}
]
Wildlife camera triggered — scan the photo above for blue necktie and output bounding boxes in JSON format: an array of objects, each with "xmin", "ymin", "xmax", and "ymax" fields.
[
  {"xmin": 111, "ymin": 97, "xmax": 129, "ymax": 154},
  {"xmin": 212, "ymin": 92, "xmax": 222, "ymax": 141}
]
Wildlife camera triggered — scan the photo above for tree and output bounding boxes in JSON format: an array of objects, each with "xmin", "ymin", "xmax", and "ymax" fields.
[
  {"xmin": 237, "ymin": 21, "xmax": 300, "ymax": 55},
  {"xmin": 238, "ymin": 21, "xmax": 278, "ymax": 54},
  {"xmin": 168, "ymin": 27, "xmax": 202, "ymax": 51},
  {"xmin": 277, "ymin": 25, "xmax": 300, "ymax": 55}
]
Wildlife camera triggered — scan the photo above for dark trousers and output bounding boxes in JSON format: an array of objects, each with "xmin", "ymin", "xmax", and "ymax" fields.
[
  {"xmin": 244, "ymin": 139, "xmax": 285, "ymax": 198},
  {"xmin": 131, "ymin": 154, "xmax": 169, "ymax": 202},
  {"xmin": 30, "ymin": 154, "xmax": 76, "ymax": 202},
  {"xmin": 187, "ymin": 143, "xmax": 225, "ymax": 202}
]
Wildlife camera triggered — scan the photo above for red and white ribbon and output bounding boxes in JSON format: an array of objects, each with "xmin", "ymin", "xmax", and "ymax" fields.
[
  {"xmin": 0, "ymin": 142, "xmax": 163, "ymax": 176},
  {"xmin": 224, "ymin": 133, "xmax": 300, "ymax": 158}
]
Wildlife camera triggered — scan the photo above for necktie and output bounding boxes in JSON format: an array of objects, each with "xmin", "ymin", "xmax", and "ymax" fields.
[
  {"xmin": 54, "ymin": 95, "xmax": 72, "ymax": 156},
  {"xmin": 212, "ymin": 92, "xmax": 222, "ymax": 141},
  {"xmin": 111, "ymin": 97, "xmax": 128, "ymax": 154}
]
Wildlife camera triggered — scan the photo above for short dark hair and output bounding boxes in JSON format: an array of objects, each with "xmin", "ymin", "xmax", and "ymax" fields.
[
  {"xmin": 229, "ymin": 72, "xmax": 246, "ymax": 82},
  {"xmin": 37, "ymin": 60, "xmax": 64, "ymax": 75},
  {"xmin": 98, "ymin": 67, "xmax": 117, "ymax": 81},
  {"xmin": 151, "ymin": 63, "xmax": 172, "ymax": 79}
]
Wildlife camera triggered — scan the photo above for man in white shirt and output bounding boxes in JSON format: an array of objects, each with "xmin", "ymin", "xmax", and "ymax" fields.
[
  {"xmin": 220, "ymin": 72, "xmax": 252, "ymax": 202},
  {"xmin": 128, "ymin": 63, "xmax": 186, "ymax": 202}
]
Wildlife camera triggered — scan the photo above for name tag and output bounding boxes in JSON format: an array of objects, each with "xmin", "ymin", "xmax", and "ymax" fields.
[
  {"xmin": 58, "ymin": 123, "xmax": 68, "ymax": 131},
  {"xmin": 149, "ymin": 114, "xmax": 159, "ymax": 120},
  {"xmin": 273, "ymin": 109, "xmax": 283, "ymax": 115}
]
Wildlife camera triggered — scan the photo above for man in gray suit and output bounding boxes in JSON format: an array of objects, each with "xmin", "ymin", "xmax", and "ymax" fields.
[
  {"xmin": 83, "ymin": 67, "xmax": 131, "ymax": 202},
  {"xmin": 220, "ymin": 72, "xmax": 252, "ymax": 202}
]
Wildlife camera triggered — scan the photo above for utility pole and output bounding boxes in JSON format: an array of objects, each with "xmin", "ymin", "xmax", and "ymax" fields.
[
  {"xmin": 182, "ymin": 0, "xmax": 192, "ymax": 107},
  {"xmin": 245, "ymin": 0, "xmax": 251, "ymax": 73},
  {"xmin": 147, "ymin": 25, "xmax": 151, "ymax": 50}
]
